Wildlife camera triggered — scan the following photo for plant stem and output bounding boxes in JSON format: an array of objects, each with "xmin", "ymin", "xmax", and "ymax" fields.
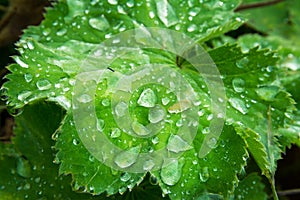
[
  {"xmin": 278, "ymin": 188, "xmax": 300, "ymax": 196},
  {"xmin": 235, "ymin": 0, "xmax": 285, "ymax": 12},
  {"xmin": 271, "ymin": 175, "xmax": 279, "ymax": 200}
]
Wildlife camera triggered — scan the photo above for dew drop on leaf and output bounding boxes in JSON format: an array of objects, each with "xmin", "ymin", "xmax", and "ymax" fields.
[
  {"xmin": 236, "ymin": 57, "xmax": 249, "ymax": 69},
  {"xmin": 56, "ymin": 28, "xmax": 67, "ymax": 36},
  {"xmin": 110, "ymin": 128, "xmax": 121, "ymax": 138},
  {"xmin": 168, "ymin": 100, "xmax": 191, "ymax": 114},
  {"xmin": 36, "ymin": 79, "xmax": 52, "ymax": 91},
  {"xmin": 72, "ymin": 139, "xmax": 80, "ymax": 145},
  {"xmin": 77, "ymin": 94, "xmax": 92, "ymax": 103},
  {"xmin": 151, "ymin": 136, "xmax": 159, "ymax": 144},
  {"xmin": 131, "ymin": 121, "xmax": 150, "ymax": 136},
  {"xmin": 232, "ymin": 78, "xmax": 245, "ymax": 93},
  {"xmin": 207, "ymin": 137, "xmax": 217, "ymax": 149},
  {"xmin": 160, "ymin": 159, "xmax": 182, "ymax": 186},
  {"xmin": 24, "ymin": 73, "xmax": 33, "ymax": 83},
  {"xmin": 199, "ymin": 167, "xmax": 209, "ymax": 182},
  {"xmin": 96, "ymin": 118, "xmax": 105, "ymax": 131},
  {"xmin": 149, "ymin": 174, "xmax": 158, "ymax": 185},
  {"xmin": 143, "ymin": 160, "xmax": 155, "ymax": 171},
  {"xmin": 107, "ymin": 0, "xmax": 118, "ymax": 5},
  {"xmin": 101, "ymin": 98, "xmax": 110, "ymax": 106},
  {"xmin": 155, "ymin": 0, "xmax": 179, "ymax": 27},
  {"xmin": 114, "ymin": 146, "xmax": 140, "ymax": 168},
  {"xmin": 137, "ymin": 88, "xmax": 157, "ymax": 108},
  {"xmin": 17, "ymin": 91, "xmax": 32, "ymax": 101},
  {"xmin": 187, "ymin": 24, "xmax": 197, "ymax": 32},
  {"xmin": 255, "ymin": 86, "xmax": 279, "ymax": 101},
  {"xmin": 148, "ymin": 105, "xmax": 166, "ymax": 123},
  {"xmin": 88, "ymin": 15, "xmax": 110, "ymax": 31},
  {"xmin": 228, "ymin": 97, "xmax": 248, "ymax": 114},
  {"xmin": 120, "ymin": 172, "xmax": 131, "ymax": 182},
  {"xmin": 115, "ymin": 101, "xmax": 128, "ymax": 117},
  {"xmin": 162, "ymin": 97, "xmax": 170, "ymax": 105},
  {"xmin": 15, "ymin": 57, "xmax": 28, "ymax": 68},
  {"xmin": 126, "ymin": 0, "xmax": 134, "ymax": 7},
  {"xmin": 167, "ymin": 134, "xmax": 193, "ymax": 153}
]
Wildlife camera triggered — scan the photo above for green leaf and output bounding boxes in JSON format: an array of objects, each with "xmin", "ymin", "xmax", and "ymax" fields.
[
  {"xmin": 239, "ymin": 0, "xmax": 300, "ymax": 42},
  {"xmin": 233, "ymin": 173, "xmax": 267, "ymax": 200},
  {"xmin": 0, "ymin": 101, "xmax": 108, "ymax": 199}
]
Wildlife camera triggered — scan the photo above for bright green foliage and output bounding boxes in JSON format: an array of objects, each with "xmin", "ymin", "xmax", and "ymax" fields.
[
  {"xmin": 1, "ymin": 0, "xmax": 300, "ymax": 199},
  {"xmin": 0, "ymin": 102, "xmax": 105, "ymax": 199}
]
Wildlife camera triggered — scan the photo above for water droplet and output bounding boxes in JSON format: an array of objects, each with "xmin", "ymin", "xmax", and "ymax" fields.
[
  {"xmin": 187, "ymin": 24, "xmax": 197, "ymax": 32},
  {"xmin": 24, "ymin": 73, "xmax": 33, "ymax": 83},
  {"xmin": 162, "ymin": 97, "xmax": 170, "ymax": 105},
  {"xmin": 148, "ymin": 105, "xmax": 166, "ymax": 123},
  {"xmin": 202, "ymin": 127, "xmax": 210, "ymax": 134},
  {"xmin": 56, "ymin": 28, "xmax": 67, "ymax": 36},
  {"xmin": 236, "ymin": 57, "xmax": 249, "ymax": 69},
  {"xmin": 167, "ymin": 134, "xmax": 193, "ymax": 153},
  {"xmin": 168, "ymin": 100, "xmax": 191, "ymax": 114},
  {"xmin": 160, "ymin": 159, "xmax": 182, "ymax": 186},
  {"xmin": 89, "ymin": 15, "xmax": 110, "ymax": 31},
  {"xmin": 96, "ymin": 118, "xmax": 105, "ymax": 131},
  {"xmin": 176, "ymin": 119, "xmax": 183, "ymax": 127},
  {"xmin": 36, "ymin": 79, "xmax": 51, "ymax": 90},
  {"xmin": 110, "ymin": 128, "xmax": 121, "ymax": 138},
  {"xmin": 72, "ymin": 138, "xmax": 80, "ymax": 145},
  {"xmin": 17, "ymin": 157, "xmax": 31, "ymax": 178},
  {"xmin": 256, "ymin": 86, "xmax": 279, "ymax": 101},
  {"xmin": 232, "ymin": 78, "xmax": 245, "ymax": 93},
  {"xmin": 115, "ymin": 101, "xmax": 128, "ymax": 117},
  {"xmin": 207, "ymin": 137, "xmax": 217, "ymax": 149},
  {"xmin": 120, "ymin": 172, "xmax": 131, "ymax": 182},
  {"xmin": 149, "ymin": 11, "xmax": 155, "ymax": 19},
  {"xmin": 228, "ymin": 97, "xmax": 248, "ymax": 114},
  {"xmin": 114, "ymin": 146, "xmax": 140, "ymax": 168},
  {"xmin": 17, "ymin": 91, "xmax": 32, "ymax": 101},
  {"xmin": 77, "ymin": 94, "xmax": 92, "ymax": 103},
  {"xmin": 137, "ymin": 88, "xmax": 157, "ymax": 108},
  {"xmin": 156, "ymin": 0, "xmax": 179, "ymax": 27},
  {"xmin": 126, "ymin": 0, "xmax": 134, "ymax": 7},
  {"xmin": 15, "ymin": 57, "xmax": 28, "ymax": 68},
  {"xmin": 108, "ymin": 0, "xmax": 118, "ymax": 5},
  {"xmin": 143, "ymin": 160, "xmax": 155, "ymax": 171},
  {"xmin": 149, "ymin": 174, "xmax": 158, "ymax": 185},
  {"xmin": 131, "ymin": 121, "xmax": 150, "ymax": 136},
  {"xmin": 199, "ymin": 167, "xmax": 209, "ymax": 182},
  {"xmin": 152, "ymin": 136, "xmax": 159, "ymax": 144}
]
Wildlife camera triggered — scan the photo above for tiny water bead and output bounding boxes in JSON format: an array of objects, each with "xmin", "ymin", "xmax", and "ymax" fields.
[
  {"xmin": 199, "ymin": 167, "xmax": 209, "ymax": 182},
  {"xmin": 114, "ymin": 146, "xmax": 140, "ymax": 168},
  {"xmin": 148, "ymin": 105, "xmax": 166, "ymax": 123},
  {"xmin": 110, "ymin": 128, "xmax": 121, "ymax": 138},
  {"xmin": 131, "ymin": 121, "xmax": 150, "ymax": 136},
  {"xmin": 88, "ymin": 15, "xmax": 110, "ymax": 31},
  {"xmin": 228, "ymin": 97, "xmax": 248, "ymax": 114},
  {"xmin": 143, "ymin": 160, "xmax": 155, "ymax": 171},
  {"xmin": 24, "ymin": 73, "xmax": 33, "ymax": 82},
  {"xmin": 17, "ymin": 91, "xmax": 32, "ymax": 101},
  {"xmin": 167, "ymin": 134, "xmax": 193, "ymax": 153},
  {"xmin": 96, "ymin": 118, "xmax": 105, "ymax": 131},
  {"xmin": 36, "ymin": 79, "xmax": 52, "ymax": 90},
  {"xmin": 255, "ymin": 86, "xmax": 279, "ymax": 101},
  {"xmin": 120, "ymin": 172, "xmax": 131, "ymax": 182},
  {"xmin": 137, "ymin": 88, "xmax": 157, "ymax": 108},
  {"xmin": 160, "ymin": 159, "xmax": 183, "ymax": 186},
  {"xmin": 168, "ymin": 100, "xmax": 191, "ymax": 114},
  {"xmin": 155, "ymin": 0, "xmax": 179, "ymax": 27},
  {"xmin": 114, "ymin": 101, "xmax": 128, "ymax": 117},
  {"xmin": 236, "ymin": 57, "xmax": 249, "ymax": 69},
  {"xmin": 77, "ymin": 94, "xmax": 92, "ymax": 103},
  {"xmin": 17, "ymin": 157, "xmax": 31, "ymax": 178},
  {"xmin": 232, "ymin": 78, "xmax": 245, "ymax": 93}
]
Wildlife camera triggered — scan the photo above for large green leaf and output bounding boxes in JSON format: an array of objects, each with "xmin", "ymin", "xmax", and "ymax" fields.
[
  {"xmin": 2, "ymin": 0, "xmax": 299, "ymax": 199},
  {"xmin": 0, "ymin": 102, "xmax": 107, "ymax": 199}
]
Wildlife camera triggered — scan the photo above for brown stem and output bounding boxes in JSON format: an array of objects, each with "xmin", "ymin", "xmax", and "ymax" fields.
[
  {"xmin": 278, "ymin": 188, "xmax": 300, "ymax": 196},
  {"xmin": 235, "ymin": 0, "xmax": 285, "ymax": 12}
]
